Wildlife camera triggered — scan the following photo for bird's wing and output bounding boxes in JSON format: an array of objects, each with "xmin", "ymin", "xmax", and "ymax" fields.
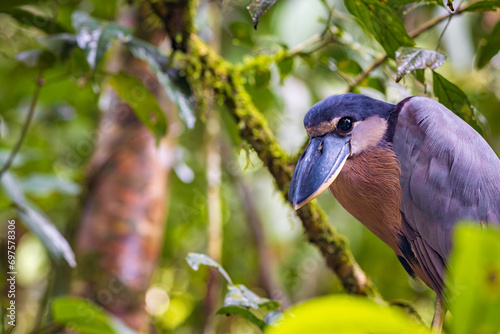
[{"xmin": 393, "ymin": 97, "xmax": 500, "ymax": 292}]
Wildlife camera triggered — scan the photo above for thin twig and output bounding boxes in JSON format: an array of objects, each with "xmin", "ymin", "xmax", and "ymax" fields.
[
  {"xmin": 287, "ymin": 33, "xmax": 334, "ymax": 57},
  {"xmin": 409, "ymin": 2, "xmax": 471, "ymax": 39},
  {"xmin": 220, "ymin": 137, "xmax": 292, "ymax": 308},
  {"xmin": 346, "ymin": 1, "xmax": 476, "ymax": 93},
  {"xmin": 435, "ymin": 16, "xmax": 452, "ymax": 51},
  {"xmin": 346, "ymin": 55, "xmax": 388, "ymax": 93},
  {"xmin": 0, "ymin": 75, "xmax": 44, "ymax": 178}
]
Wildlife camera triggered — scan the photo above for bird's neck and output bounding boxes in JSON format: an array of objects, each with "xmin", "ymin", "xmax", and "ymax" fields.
[{"xmin": 330, "ymin": 145, "xmax": 404, "ymax": 253}]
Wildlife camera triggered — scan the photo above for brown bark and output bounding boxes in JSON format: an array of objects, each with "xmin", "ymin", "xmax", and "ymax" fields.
[
  {"xmin": 71, "ymin": 8, "xmax": 178, "ymax": 331},
  {"xmin": 73, "ymin": 94, "xmax": 172, "ymax": 329}
]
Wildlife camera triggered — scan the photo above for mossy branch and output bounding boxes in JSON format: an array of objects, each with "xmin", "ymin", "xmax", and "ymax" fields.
[
  {"xmin": 149, "ymin": 0, "xmax": 381, "ymax": 299},
  {"xmin": 184, "ymin": 37, "xmax": 382, "ymax": 299}
]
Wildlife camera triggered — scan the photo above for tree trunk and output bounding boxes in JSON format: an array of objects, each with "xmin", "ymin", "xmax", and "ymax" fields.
[{"xmin": 71, "ymin": 7, "xmax": 178, "ymax": 331}]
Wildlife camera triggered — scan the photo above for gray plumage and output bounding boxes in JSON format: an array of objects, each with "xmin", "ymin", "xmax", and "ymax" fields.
[
  {"xmin": 393, "ymin": 97, "xmax": 500, "ymax": 293},
  {"xmin": 289, "ymin": 93, "xmax": 500, "ymax": 297}
]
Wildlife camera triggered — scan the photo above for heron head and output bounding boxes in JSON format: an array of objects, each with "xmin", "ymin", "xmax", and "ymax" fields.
[{"xmin": 289, "ymin": 93, "xmax": 395, "ymax": 210}]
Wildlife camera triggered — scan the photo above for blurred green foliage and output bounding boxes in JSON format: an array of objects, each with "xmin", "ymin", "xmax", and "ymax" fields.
[
  {"xmin": 33, "ymin": 224, "xmax": 500, "ymax": 334},
  {"xmin": 52, "ymin": 297, "xmax": 118, "ymax": 334},
  {"xmin": 0, "ymin": 0, "xmax": 499, "ymax": 333},
  {"xmin": 266, "ymin": 295, "xmax": 428, "ymax": 334},
  {"xmin": 186, "ymin": 253, "xmax": 281, "ymax": 330},
  {"xmin": 447, "ymin": 224, "xmax": 500, "ymax": 334},
  {"xmin": 264, "ymin": 224, "xmax": 500, "ymax": 334}
]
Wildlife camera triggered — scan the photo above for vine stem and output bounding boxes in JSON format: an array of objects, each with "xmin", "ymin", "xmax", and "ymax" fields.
[
  {"xmin": 435, "ymin": 16, "xmax": 453, "ymax": 51},
  {"xmin": 346, "ymin": 55, "xmax": 388, "ymax": 93},
  {"xmin": 346, "ymin": 1, "xmax": 475, "ymax": 93},
  {"xmin": 287, "ymin": 28, "xmax": 340, "ymax": 57},
  {"xmin": 0, "ymin": 75, "xmax": 44, "ymax": 178}
]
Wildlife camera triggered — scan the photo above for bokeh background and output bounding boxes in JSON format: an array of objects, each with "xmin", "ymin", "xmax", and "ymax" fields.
[{"xmin": 1, "ymin": 0, "xmax": 499, "ymax": 333}]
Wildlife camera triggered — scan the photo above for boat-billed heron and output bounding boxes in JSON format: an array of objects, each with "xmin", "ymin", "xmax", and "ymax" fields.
[{"xmin": 289, "ymin": 93, "xmax": 500, "ymax": 330}]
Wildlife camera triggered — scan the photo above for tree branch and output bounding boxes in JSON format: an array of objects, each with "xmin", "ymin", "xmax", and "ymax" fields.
[
  {"xmin": 151, "ymin": 0, "xmax": 483, "ymax": 302},
  {"xmin": 186, "ymin": 37, "xmax": 382, "ymax": 299},
  {"xmin": 145, "ymin": 0, "xmax": 484, "ymax": 311},
  {"xmin": 346, "ymin": 1, "xmax": 477, "ymax": 93},
  {"xmin": 0, "ymin": 75, "xmax": 44, "ymax": 178},
  {"xmin": 346, "ymin": 55, "xmax": 387, "ymax": 93},
  {"xmin": 162, "ymin": 0, "xmax": 480, "ymax": 300}
]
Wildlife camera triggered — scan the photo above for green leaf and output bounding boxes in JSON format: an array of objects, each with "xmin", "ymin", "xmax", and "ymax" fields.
[
  {"xmin": 21, "ymin": 173, "xmax": 80, "ymax": 196},
  {"xmin": 299, "ymin": 54, "xmax": 315, "ymax": 69},
  {"xmin": 71, "ymin": 11, "xmax": 195, "ymax": 128},
  {"xmin": 277, "ymin": 57, "xmax": 294, "ymax": 82},
  {"xmin": 344, "ymin": 0, "xmax": 414, "ymax": 59},
  {"xmin": 124, "ymin": 38, "xmax": 167, "ymax": 69},
  {"xmin": 1, "ymin": 172, "xmax": 76, "ymax": 267},
  {"xmin": 109, "ymin": 72, "xmax": 167, "ymax": 143},
  {"xmin": 413, "ymin": 68, "xmax": 426, "ymax": 84},
  {"xmin": 124, "ymin": 38, "xmax": 196, "ymax": 129},
  {"xmin": 447, "ymin": 224, "xmax": 500, "ymax": 334},
  {"xmin": 38, "ymin": 34, "xmax": 78, "ymax": 60},
  {"xmin": 475, "ymin": 21, "xmax": 500, "ymax": 69},
  {"xmin": 265, "ymin": 295, "xmax": 428, "ymax": 334},
  {"xmin": 247, "ymin": 0, "xmax": 278, "ymax": 29},
  {"xmin": 0, "ymin": 0, "xmax": 44, "ymax": 11},
  {"xmin": 387, "ymin": 0, "xmax": 448, "ymax": 9},
  {"xmin": 217, "ymin": 306, "xmax": 267, "ymax": 331},
  {"xmin": 361, "ymin": 76, "xmax": 386, "ymax": 94},
  {"xmin": 386, "ymin": 0, "xmax": 423, "ymax": 10},
  {"xmin": 15, "ymin": 49, "xmax": 56, "ymax": 69},
  {"xmin": 14, "ymin": 35, "xmax": 76, "ymax": 68},
  {"xmin": 396, "ymin": 47, "xmax": 445, "ymax": 82},
  {"xmin": 462, "ymin": 0, "xmax": 500, "ymax": 12},
  {"xmin": 5, "ymin": 8, "xmax": 69, "ymax": 34},
  {"xmin": 186, "ymin": 253, "xmax": 233, "ymax": 284},
  {"xmin": 229, "ymin": 21, "xmax": 254, "ymax": 46},
  {"xmin": 335, "ymin": 58, "xmax": 363, "ymax": 76},
  {"xmin": 52, "ymin": 297, "xmax": 116, "ymax": 334},
  {"xmin": 71, "ymin": 10, "xmax": 131, "ymax": 70},
  {"xmin": 432, "ymin": 71, "xmax": 482, "ymax": 133},
  {"xmin": 224, "ymin": 284, "xmax": 280, "ymax": 311},
  {"xmin": 254, "ymin": 68, "xmax": 271, "ymax": 87}
]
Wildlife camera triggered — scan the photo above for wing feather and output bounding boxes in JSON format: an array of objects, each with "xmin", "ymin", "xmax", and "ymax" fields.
[{"xmin": 393, "ymin": 97, "xmax": 500, "ymax": 293}]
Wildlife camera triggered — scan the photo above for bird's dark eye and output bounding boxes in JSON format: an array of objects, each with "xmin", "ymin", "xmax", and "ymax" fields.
[{"xmin": 337, "ymin": 117, "xmax": 353, "ymax": 134}]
